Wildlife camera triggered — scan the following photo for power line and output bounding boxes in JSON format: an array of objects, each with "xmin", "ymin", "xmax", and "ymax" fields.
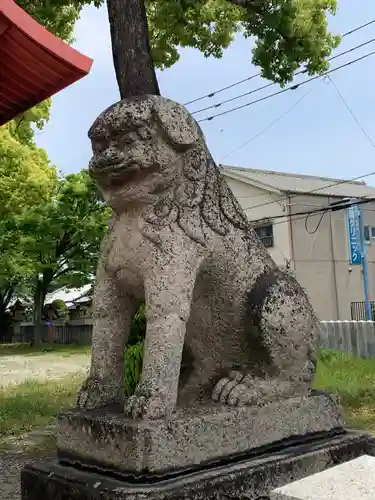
[
  {"xmin": 275, "ymin": 205, "xmax": 375, "ymax": 230},
  {"xmin": 184, "ymin": 73, "xmax": 260, "ymax": 107},
  {"xmin": 219, "ymin": 82, "xmax": 318, "ymax": 161},
  {"xmin": 270, "ymin": 206, "xmax": 354, "ymax": 230},
  {"xmin": 192, "ymin": 37, "xmax": 375, "ymax": 116},
  {"xmin": 302, "ymin": 198, "xmax": 375, "ymax": 235},
  {"xmin": 251, "ymin": 196, "xmax": 375, "ymax": 229},
  {"xmin": 328, "ymin": 76, "xmax": 375, "ymax": 150},
  {"xmin": 220, "ymin": 51, "xmax": 375, "ymax": 161},
  {"xmin": 343, "ymin": 18, "xmax": 375, "ymax": 37},
  {"xmin": 198, "ymin": 48, "xmax": 375, "ymax": 123},
  {"xmin": 184, "ymin": 18, "xmax": 375, "ymax": 107},
  {"xmin": 304, "ymin": 211, "xmax": 326, "ymax": 235},
  {"xmin": 219, "ymin": 52, "xmax": 375, "ymax": 197},
  {"xmin": 251, "ymin": 197, "xmax": 355, "ymax": 223}
]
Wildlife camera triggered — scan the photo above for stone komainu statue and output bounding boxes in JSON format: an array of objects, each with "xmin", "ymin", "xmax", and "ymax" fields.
[{"xmin": 77, "ymin": 95, "xmax": 319, "ymax": 419}]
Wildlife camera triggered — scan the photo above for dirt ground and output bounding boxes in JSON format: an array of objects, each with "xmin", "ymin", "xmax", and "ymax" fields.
[
  {"xmin": 0, "ymin": 451, "xmax": 52, "ymax": 500},
  {"xmin": 1, "ymin": 453, "xmax": 29, "ymax": 500},
  {"xmin": 0, "ymin": 353, "xmax": 90, "ymax": 387},
  {"xmin": 0, "ymin": 423, "xmax": 57, "ymax": 500},
  {"xmin": 0, "ymin": 440, "xmax": 56, "ymax": 500},
  {"xmin": 0, "ymin": 349, "xmax": 90, "ymax": 499}
]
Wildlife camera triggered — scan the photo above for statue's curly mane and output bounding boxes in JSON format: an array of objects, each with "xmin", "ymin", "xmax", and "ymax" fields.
[{"xmin": 143, "ymin": 142, "xmax": 249, "ymax": 246}]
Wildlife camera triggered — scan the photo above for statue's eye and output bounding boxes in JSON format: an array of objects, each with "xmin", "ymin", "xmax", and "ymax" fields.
[
  {"xmin": 92, "ymin": 139, "xmax": 107, "ymax": 154},
  {"xmin": 138, "ymin": 127, "xmax": 152, "ymax": 140},
  {"xmin": 120, "ymin": 132, "xmax": 138, "ymax": 144}
]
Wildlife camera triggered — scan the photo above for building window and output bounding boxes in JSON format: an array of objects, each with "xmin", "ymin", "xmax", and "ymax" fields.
[
  {"xmin": 371, "ymin": 226, "xmax": 375, "ymax": 239},
  {"xmin": 364, "ymin": 225, "xmax": 371, "ymax": 243},
  {"xmin": 254, "ymin": 224, "xmax": 274, "ymax": 248}
]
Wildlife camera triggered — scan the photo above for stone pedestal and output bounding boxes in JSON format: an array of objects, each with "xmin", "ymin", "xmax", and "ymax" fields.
[
  {"xmin": 57, "ymin": 393, "xmax": 343, "ymax": 475},
  {"xmin": 21, "ymin": 430, "xmax": 375, "ymax": 500},
  {"xmin": 21, "ymin": 392, "xmax": 375, "ymax": 499},
  {"xmin": 271, "ymin": 454, "xmax": 375, "ymax": 500}
]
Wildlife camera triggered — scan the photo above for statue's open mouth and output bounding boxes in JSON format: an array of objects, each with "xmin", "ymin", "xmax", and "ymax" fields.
[
  {"xmin": 89, "ymin": 159, "xmax": 141, "ymax": 178},
  {"xmin": 89, "ymin": 157, "xmax": 160, "ymax": 189},
  {"xmin": 89, "ymin": 160, "xmax": 151, "ymax": 188}
]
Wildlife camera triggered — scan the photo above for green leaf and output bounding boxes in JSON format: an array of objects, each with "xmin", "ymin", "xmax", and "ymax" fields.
[
  {"xmin": 124, "ymin": 341, "xmax": 144, "ymax": 397},
  {"xmin": 15, "ymin": 0, "xmax": 339, "ymax": 86}
]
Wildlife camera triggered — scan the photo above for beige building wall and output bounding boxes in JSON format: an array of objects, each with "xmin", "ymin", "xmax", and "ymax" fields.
[
  {"xmin": 224, "ymin": 177, "xmax": 291, "ymax": 268},
  {"xmin": 290, "ymin": 195, "xmax": 375, "ymax": 320},
  {"xmin": 223, "ymin": 174, "xmax": 375, "ymax": 320}
]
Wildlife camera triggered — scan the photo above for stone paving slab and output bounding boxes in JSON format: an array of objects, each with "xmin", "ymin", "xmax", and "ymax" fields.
[{"xmin": 271, "ymin": 454, "xmax": 375, "ymax": 500}]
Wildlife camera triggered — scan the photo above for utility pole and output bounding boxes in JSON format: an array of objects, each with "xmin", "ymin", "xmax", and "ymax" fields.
[{"xmin": 358, "ymin": 205, "xmax": 372, "ymax": 320}]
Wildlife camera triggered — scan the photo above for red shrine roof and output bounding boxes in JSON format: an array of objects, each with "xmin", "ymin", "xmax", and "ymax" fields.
[{"xmin": 0, "ymin": 0, "xmax": 93, "ymax": 126}]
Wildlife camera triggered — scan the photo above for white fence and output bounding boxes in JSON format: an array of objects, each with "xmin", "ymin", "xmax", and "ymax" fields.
[
  {"xmin": 319, "ymin": 321, "xmax": 375, "ymax": 358},
  {"xmin": 12, "ymin": 320, "xmax": 375, "ymax": 358}
]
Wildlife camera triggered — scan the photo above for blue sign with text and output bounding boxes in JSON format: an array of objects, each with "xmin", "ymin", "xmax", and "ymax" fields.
[{"xmin": 347, "ymin": 204, "xmax": 362, "ymax": 265}]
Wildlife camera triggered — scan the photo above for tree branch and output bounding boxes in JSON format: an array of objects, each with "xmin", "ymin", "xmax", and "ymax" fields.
[
  {"xmin": 227, "ymin": 0, "xmax": 265, "ymax": 6},
  {"xmin": 53, "ymin": 267, "xmax": 70, "ymax": 280},
  {"xmin": 3, "ymin": 284, "xmax": 15, "ymax": 310},
  {"xmin": 55, "ymin": 231, "xmax": 73, "ymax": 259}
]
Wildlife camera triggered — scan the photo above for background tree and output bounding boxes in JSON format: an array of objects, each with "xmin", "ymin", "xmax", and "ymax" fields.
[
  {"xmin": 0, "ymin": 110, "xmax": 56, "ymax": 338},
  {"xmin": 46, "ymin": 299, "xmax": 69, "ymax": 320},
  {"xmin": 108, "ymin": 0, "xmax": 340, "ymax": 98},
  {"xmin": 0, "ymin": 223, "xmax": 33, "ymax": 341},
  {"xmin": 20, "ymin": 170, "xmax": 110, "ymax": 345},
  {"xmin": 15, "ymin": 0, "xmax": 89, "ymax": 42},
  {"xmin": 16, "ymin": 0, "xmax": 339, "ymax": 94}
]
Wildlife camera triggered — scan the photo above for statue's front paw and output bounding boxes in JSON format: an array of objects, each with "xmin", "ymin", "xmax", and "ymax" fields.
[
  {"xmin": 124, "ymin": 384, "xmax": 168, "ymax": 419},
  {"xmin": 212, "ymin": 372, "xmax": 256, "ymax": 406},
  {"xmin": 77, "ymin": 376, "xmax": 122, "ymax": 410}
]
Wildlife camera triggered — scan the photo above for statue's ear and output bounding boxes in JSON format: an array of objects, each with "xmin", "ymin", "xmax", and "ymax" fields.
[{"xmin": 153, "ymin": 99, "xmax": 200, "ymax": 148}]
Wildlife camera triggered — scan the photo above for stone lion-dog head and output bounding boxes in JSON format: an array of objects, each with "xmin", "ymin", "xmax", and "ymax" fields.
[{"xmin": 88, "ymin": 95, "xmax": 247, "ymax": 245}]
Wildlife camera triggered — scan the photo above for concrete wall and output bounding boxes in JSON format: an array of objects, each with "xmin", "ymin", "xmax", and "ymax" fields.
[
  {"xmin": 290, "ymin": 196, "xmax": 375, "ymax": 320},
  {"xmin": 224, "ymin": 177, "xmax": 291, "ymax": 267}
]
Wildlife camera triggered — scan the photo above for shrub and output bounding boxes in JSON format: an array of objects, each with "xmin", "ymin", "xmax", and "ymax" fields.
[
  {"xmin": 128, "ymin": 303, "xmax": 146, "ymax": 345},
  {"xmin": 124, "ymin": 304, "xmax": 146, "ymax": 396},
  {"xmin": 124, "ymin": 341, "xmax": 144, "ymax": 397},
  {"xmin": 46, "ymin": 299, "xmax": 69, "ymax": 320}
]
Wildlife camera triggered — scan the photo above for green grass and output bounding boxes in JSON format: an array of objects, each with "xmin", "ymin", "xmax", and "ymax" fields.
[
  {"xmin": 1, "ymin": 348, "xmax": 375, "ymax": 441},
  {"xmin": 314, "ymin": 349, "xmax": 375, "ymax": 433},
  {"xmin": 0, "ymin": 374, "xmax": 85, "ymax": 437},
  {"xmin": 0, "ymin": 343, "xmax": 91, "ymax": 357}
]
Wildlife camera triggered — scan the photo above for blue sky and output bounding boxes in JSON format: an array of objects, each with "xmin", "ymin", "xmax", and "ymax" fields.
[{"xmin": 36, "ymin": 0, "xmax": 375, "ymax": 186}]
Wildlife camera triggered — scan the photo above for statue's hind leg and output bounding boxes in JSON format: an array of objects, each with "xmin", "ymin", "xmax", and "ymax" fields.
[{"xmin": 212, "ymin": 270, "xmax": 319, "ymax": 407}]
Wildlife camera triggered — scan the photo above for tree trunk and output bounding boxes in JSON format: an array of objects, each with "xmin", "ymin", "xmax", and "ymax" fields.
[
  {"xmin": 0, "ymin": 285, "xmax": 15, "ymax": 342},
  {"xmin": 0, "ymin": 301, "xmax": 7, "ymax": 343},
  {"xmin": 107, "ymin": 0, "xmax": 160, "ymax": 98},
  {"xmin": 32, "ymin": 280, "xmax": 46, "ymax": 347}
]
